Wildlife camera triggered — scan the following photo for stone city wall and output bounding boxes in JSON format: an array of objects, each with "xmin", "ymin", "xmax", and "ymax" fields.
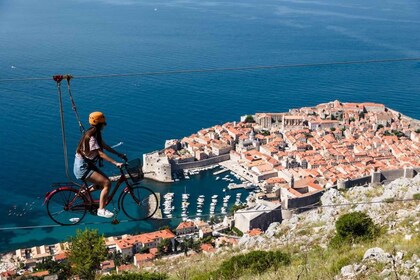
[
  {"xmin": 171, "ymin": 154, "xmax": 230, "ymax": 171},
  {"xmin": 249, "ymin": 209, "xmax": 283, "ymax": 232},
  {"xmin": 371, "ymin": 167, "xmax": 419, "ymax": 184},
  {"xmin": 283, "ymin": 190, "xmax": 324, "ymax": 210},
  {"xmin": 338, "ymin": 175, "xmax": 371, "ymax": 189}
]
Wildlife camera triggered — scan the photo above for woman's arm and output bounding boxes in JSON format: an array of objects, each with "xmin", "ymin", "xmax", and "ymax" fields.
[
  {"xmin": 98, "ymin": 150, "xmax": 122, "ymax": 167},
  {"xmin": 102, "ymin": 141, "xmax": 124, "ymax": 157}
]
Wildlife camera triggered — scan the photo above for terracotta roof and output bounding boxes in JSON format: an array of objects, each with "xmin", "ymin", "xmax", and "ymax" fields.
[
  {"xmin": 248, "ymin": 228, "xmax": 263, "ymax": 236},
  {"xmin": 135, "ymin": 253, "xmax": 155, "ymax": 262},
  {"xmin": 31, "ymin": 271, "xmax": 49, "ymax": 277},
  {"xmin": 101, "ymin": 260, "xmax": 115, "ymax": 270},
  {"xmin": 176, "ymin": 221, "xmax": 195, "ymax": 230},
  {"xmin": 53, "ymin": 252, "xmax": 67, "ymax": 261},
  {"xmin": 200, "ymin": 243, "xmax": 216, "ymax": 253},
  {"xmin": 117, "ymin": 264, "xmax": 135, "ymax": 272}
]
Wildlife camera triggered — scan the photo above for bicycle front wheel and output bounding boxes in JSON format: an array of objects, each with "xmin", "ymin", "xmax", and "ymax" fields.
[
  {"xmin": 121, "ymin": 185, "xmax": 158, "ymax": 220},
  {"xmin": 46, "ymin": 188, "xmax": 87, "ymax": 226}
]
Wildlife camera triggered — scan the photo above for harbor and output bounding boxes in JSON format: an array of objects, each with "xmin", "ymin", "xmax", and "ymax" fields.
[{"xmin": 157, "ymin": 166, "xmax": 253, "ymax": 222}]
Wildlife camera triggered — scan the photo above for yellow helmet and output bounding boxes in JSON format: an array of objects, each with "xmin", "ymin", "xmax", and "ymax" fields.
[{"xmin": 89, "ymin": 111, "xmax": 106, "ymax": 126}]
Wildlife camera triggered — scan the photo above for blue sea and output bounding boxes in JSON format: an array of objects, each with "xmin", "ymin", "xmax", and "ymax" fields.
[{"xmin": 1, "ymin": 0, "xmax": 420, "ymax": 253}]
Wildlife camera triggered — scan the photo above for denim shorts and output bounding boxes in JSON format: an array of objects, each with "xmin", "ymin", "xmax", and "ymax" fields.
[{"xmin": 73, "ymin": 157, "xmax": 94, "ymax": 180}]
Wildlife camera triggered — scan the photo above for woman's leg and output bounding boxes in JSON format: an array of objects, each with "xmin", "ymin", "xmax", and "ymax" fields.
[{"xmin": 86, "ymin": 171, "xmax": 111, "ymax": 209}]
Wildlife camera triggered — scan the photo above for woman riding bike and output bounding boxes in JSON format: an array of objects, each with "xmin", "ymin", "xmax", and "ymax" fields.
[{"xmin": 73, "ymin": 111, "xmax": 126, "ymax": 218}]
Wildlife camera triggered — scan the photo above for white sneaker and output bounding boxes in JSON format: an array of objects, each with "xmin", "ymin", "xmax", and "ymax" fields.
[{"xmin": 97, "ymin": 208, "xmax": 114, "ymax": 218}]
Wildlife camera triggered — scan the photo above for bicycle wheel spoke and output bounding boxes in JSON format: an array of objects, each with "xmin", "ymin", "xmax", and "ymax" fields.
[
  {"xmin": 46, "ymin": 188, "xmax": 87, "ymax": 226},
  {"xmin": 121, "ymin": 185, "xmax": 158, "ymax": 221}
]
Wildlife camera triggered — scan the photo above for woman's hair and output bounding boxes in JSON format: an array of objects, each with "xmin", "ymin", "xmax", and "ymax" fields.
[{"xmin": 76, "ymin": 124, "xmax": 104, "ymax": 155}]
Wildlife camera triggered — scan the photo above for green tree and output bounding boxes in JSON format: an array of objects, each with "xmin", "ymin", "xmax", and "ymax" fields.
[
  {"xmin": 67, "ymin": 228, "xmax": 108, "ymax": 280},
  {"xmin": 230, "ymin": 204, "xmax": 247, "ymax": 214},
  {"xmin": 110, "ymin": 251, "xmax": 122, "ymax": 267},
  {"xmin": 330, "ymin": 211, "xmax": 379, "ymax": 247},
  {"xmin": 34, "ymin": 257, "xmax": 71, "ymax": 279},
  {"xmin": 244, "ymin": 115, "xmax": 255, "ymax": 123},
  {"xmin": 157, "ymin": 238, "xmax": 173, "ymax": 256}
]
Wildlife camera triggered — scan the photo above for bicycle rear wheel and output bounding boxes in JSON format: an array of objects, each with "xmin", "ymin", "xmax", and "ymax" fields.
[
  {"xmin": 46, "ymin": 188, "xmax": 87, "ymax": 226},
  {"xmin": 121, "ymin": 185, "xmax": 158, "ymax": 220}
]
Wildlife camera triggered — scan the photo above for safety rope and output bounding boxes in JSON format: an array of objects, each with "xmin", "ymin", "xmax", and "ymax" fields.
[
  {"xmin": 64, "ymin": 75, "xmax": 85, "ymax": 134},
  {"xmin": 53, "ymin": 75, "xmax": 78, "ymax": 185}
]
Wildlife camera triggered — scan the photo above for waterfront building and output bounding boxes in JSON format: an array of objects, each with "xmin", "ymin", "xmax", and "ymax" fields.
[
  {"xmin": 115, "ymin": 229, "xmax": 176, "ymax": 258},
  {"xmin": 175, "ymin": 221, "xmax": 196, "ymax": 236}
]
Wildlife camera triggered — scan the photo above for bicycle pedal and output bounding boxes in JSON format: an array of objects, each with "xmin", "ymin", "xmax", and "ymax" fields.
[{"xmin": 111, "ymin": 218, "xmax": 119, "ymax": 225}]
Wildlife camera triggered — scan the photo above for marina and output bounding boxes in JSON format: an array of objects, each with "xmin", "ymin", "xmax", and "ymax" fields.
[{"xmin": 157, "ymin": 168, "xmax": 249, "ymax": 222}]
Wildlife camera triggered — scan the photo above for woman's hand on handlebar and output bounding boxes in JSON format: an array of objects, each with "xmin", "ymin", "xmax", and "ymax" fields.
[{"xmin": 115, "ymin": 162, "xmax": 124, "ymax": 168}]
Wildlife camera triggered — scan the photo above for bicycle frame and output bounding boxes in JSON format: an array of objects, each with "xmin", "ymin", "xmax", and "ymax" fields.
[
  {"xmin": 81, "ymin": 165, "xmax": 137, "ymax": 208},
  {"xmin": 44, "ymin": 164, "xmax": 134, "ymax": 209}
]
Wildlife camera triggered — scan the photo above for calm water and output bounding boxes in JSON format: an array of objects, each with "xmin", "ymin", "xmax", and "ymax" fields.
[{"xmin": 1, "ymin": 0, "xmax": 420, "ymax": 253}]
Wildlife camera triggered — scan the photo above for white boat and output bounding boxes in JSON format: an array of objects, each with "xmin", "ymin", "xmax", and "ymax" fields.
[
  {"xmin": 216, "ymin": 176, "xmax": 220, "ymax": 180},
  {"xmin": 211, "ymin": 195, "xmax": 218, "ymax": 199},
  {"xmin": 182, "ymin": 201, "xmax": 189, "ymax": 207},
  {"xmin": 197, "ymin": 209, "xmax": 203, "ymax": 213},
  {"xmin": 69, "ymin": 218, "xmax": 80, "ymax": 223},
  {"xmin": 185, "ymin": 175, "xmax": 190, "ymax": 179},
  {"xmin": 164, "ymin": 192, "xmax": 174, "ymax": 198}
]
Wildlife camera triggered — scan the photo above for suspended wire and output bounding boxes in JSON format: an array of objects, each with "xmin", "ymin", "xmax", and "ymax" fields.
[
  {"xmin": 0, "ymin": 57, "xmax": 420, "ymax": 83},
  {"xmin": 0, "ymin": 197, "xmax": 418, "ymax": 231}
]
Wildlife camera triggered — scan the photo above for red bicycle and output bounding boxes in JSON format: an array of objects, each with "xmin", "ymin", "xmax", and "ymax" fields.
[{"xmin": 44, "ymin": 158, "xmax": 159, "ymax": 226}]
